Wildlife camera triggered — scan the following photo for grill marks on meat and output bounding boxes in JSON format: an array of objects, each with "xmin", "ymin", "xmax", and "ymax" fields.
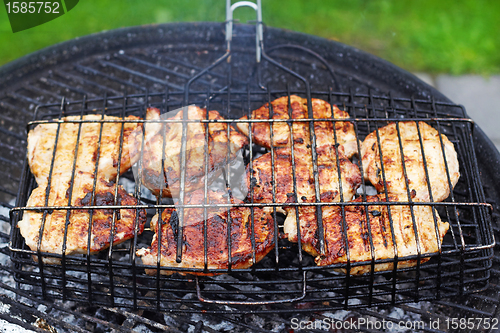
[
  {"xmin": 21, "ymin": 111, "xmax": 154, "ymax": 262},
  {"xmin": 141, "ymin": 106, "xmax": 249, "ymax": 197},
  {"xmin": 239, "ymin": 98, "xmax": 454, "ymax": 274},
  {"xmin": 27, "ymin": 112, "xmax": 157, "ymax": 184},
  {"xmin": 18, "ymin": 172, "xmax": 146, "ymax": 264},
  {"xmin": 246, "ymin": 145, "xmax": 362, "ymax": 252},
  {"xmin": 237, "ymin": 95, "xmax": 358, "ymax": 158},
  {"xmin": 361, "ymin": 121, "xmax": 460, "ymax": 202},
  {"xmin": 314, "ymin": 195, "xmax": 449, "ymax": 275},
  {"xmin": 240, "ymin": 96, "xmax": 362, "ymax": 266},
  {"xmin": 136, "ymin": 190, "xmax": 276, "ymax": 275}
]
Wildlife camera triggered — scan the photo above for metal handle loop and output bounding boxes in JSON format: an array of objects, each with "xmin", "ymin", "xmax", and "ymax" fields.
[
  {"xmin": 226, "ymin": 0, "xmax": 263, "ymax": 62},
  {"xmin": 195, "ymin": 270, "xmax": 307, "ymax": 305}
]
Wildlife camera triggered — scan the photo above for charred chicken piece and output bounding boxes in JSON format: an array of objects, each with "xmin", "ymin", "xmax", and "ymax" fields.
[
  {"xmin": 136, "ymin": 189, "xmax": 276, "ymax": 275},
  {"xmin": 18, "ymin": 172, "xmax": 146, "ymax": 264},
  {"xmin": 361, "ymin": 121, "xmax": 460, "ymax": 202},
  {"xmin": 237, "ymin": 95, "xmax": 358, "ymax": 158},
  {"xmin": 140, "ymin": 106, "xmax": 248, "ymax": 197},
  {"xmin": 313, "ymin": 194, "xmax": 449, "ymax": 275}
]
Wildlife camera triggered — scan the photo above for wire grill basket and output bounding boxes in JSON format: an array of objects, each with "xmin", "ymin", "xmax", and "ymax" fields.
[{"xmin": 9, "ymin": 87, "xmax": 494, "ymax": 313}]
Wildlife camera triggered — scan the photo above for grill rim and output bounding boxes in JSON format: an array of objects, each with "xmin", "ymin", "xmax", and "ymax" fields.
[{"xmin": 0, "ymin": 22, "xmax": 451, "ymax": 102}]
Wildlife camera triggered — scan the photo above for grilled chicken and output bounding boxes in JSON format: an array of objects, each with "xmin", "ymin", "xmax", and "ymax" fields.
[
  {"xmin": 27, "ymin": 109, "xmax": 160, "ymax": 185},
  {"xmin": 361, "ymin": 122, "xmax": 460, "ymax": 202},
  {"xmin": 136, "ymin": 189, "xmax": 276, "ymax": 275},
  {"xmin": 22, "ymin": 110, "xmax": 153, "ymax": 262},
  {"xmin": 246, "ymin": 144, "xmax": 362, "ymax": 250},
  {"xmin": 140, "ymin": 106, "xmax": 249, "ymax": 197},
  {"xmin": 237, "ymin": 95, "xmax": 358, "ymax": 158},
  {"xmin": 313, "ymin": 195, "xmax": 449, "ymax": 275},
  {"xmin": 18, "ymin": 172, "xmax": 147, "ymax": 264}
]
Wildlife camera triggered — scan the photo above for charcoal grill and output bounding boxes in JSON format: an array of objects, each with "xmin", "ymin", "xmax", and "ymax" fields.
[{"xmin": 1, "ymin": 2, "xmax": 500, "ymax": 332}]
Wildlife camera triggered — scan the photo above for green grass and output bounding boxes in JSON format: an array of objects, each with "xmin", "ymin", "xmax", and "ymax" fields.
[{"xmin": 1, "ymin": 0, "xmax": 499, "ymax": 74}]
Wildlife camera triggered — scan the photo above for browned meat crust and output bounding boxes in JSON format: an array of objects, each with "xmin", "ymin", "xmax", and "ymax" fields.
[
  {"xmin": 245, "ymin": 145, "xmax": 362, "ymax": 250},
  {"xmin": 18, "ymin": 172, "xmax": 146, "ymax": 264},
  {"xmin": 136, "ymin": 189, "xmax": 276, "ymax": 275},
  {"xmin": 140, "ymin": 106, "xmax": 249, "ymax": 197},
  {"xmin": 361, "ymin": 121, "xmax": 460, "ymax": 202},
  {"xmin": 236, "ymin": 95, "xmax": 358, "ymax": 157},
  {"xmin": 313, "ymin": 195, "xmax": 449, "ymax": 275}
]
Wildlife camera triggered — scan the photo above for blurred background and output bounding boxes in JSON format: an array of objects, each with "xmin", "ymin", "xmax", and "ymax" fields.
[{"xmin": 1, "ymin": 0, "xmax": 499, "ymax": 147}]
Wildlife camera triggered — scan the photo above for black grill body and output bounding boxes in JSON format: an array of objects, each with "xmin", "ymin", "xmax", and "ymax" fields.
[{"xmin": 1, "ymin": 22, "xmax": 500, "ymax": 332}]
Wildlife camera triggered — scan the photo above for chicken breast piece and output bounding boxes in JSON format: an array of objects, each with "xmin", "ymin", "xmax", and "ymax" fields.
[
  {"xmin": 246, "ymin": 145, "xmax": 362, "ymax": 249},
  {"xmin": 237, "ymin": 95, "xmax": 358, "ymax": 158},
  {"xmin": 140, "ymin": 106, "xmax": 249, "ymax": 197},
  {"xmin": 361, "ymin": 122, "xmax": 460, "ymax": 202},
  {"xmin": 18, "ymin": 172, "xmax": 147, "ymax": 264},
  {"xmin": 312, "ymin": 195, "xmax": 449, "ymax": 275},
  {"xmin": 136, "ymin": 189, "xmax": 276, "ymax": 275},
  {"xmin": 27, "ymin": 109, "xmax": 160, "ymax": 185}
]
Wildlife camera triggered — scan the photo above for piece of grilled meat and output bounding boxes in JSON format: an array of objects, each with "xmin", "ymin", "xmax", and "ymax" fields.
[
  {"xmin": 22, "ymin": 110, "xmax": 153, "ymax": 262},
  {"xmin": 361, "ymin": 121, "xmax": 460, "ymax": 202},
  {"xmin": 27, "ymin": 108, "xmax": 160, "ymax": 185},
  {"xmin": 136, "ymin": 189, "xmax": 276, "ymax": 275},
  {"xmin": 237, "ymin": 95, "xmax": 358, "ymax": 158},
  {"xmin": 140, "ymin": 106, "xmax": 248, "ymax": 197},
  {"xmin": 246, "ymin": 144, "xmax": 362, "ymax": 252},
  {"xmin": 18, "ymin": 172, "xmax": 146, "ymax": 264},
  {"xmin": 312, "ymin": 194, "xmax": 449, "ymax": 275}
]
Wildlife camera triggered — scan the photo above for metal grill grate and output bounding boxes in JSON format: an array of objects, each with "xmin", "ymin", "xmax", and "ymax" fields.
[{"xmin": 8, "ymin": 86, "xmax": 494, "ymax": 313}]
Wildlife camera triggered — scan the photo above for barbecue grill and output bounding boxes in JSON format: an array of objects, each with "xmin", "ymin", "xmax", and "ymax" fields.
[{"xmin": 1, "ymin": 1, "xmax": 500, "ymax": 332}]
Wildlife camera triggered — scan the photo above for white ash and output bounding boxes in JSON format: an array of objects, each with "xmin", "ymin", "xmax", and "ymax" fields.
[
  {"xmin": 0, "ymin": 200, "xmax": 17, "ymax": 299},
  {"xmin": 189, "ymin": 313, "xmax": 235, "ymax": 332},
  {"xmin": 37, "ymin": 304, "xmax": 47, "ymax": 313},
  {"xmin": 347, "ymin": 297, "xmax": 363, "ymax": 306},
  {"xmin": 0, "ymin": 319, "xmax": 36, "ymax": 333},
  {"xmin": 272, "ymin": 322, "xmax": 286, "ymax": 332},
  {"xmin": 132, "ymin": 324, "xmax": 154, "ymax": 333},
  {"xmin": 322, "ymin": 309, "xmax": 350, "ymax": 321},
  {"xmin": 0, "ymin": 303, "xmax": 11, "ymax": 314}
]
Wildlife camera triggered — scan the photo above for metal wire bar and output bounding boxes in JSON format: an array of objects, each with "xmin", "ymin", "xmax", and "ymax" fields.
[
  {"xmin": 225, "ymin": 77, "xmax": 234, "ymax": 271},
  {"xmin": 368, "ymin": 90, "xmax": 400, "ymax": 305},
  {"xmin": 61, "ymin": 95, "xmax": 86, "ymax": 302},
  {"xmin": 98, "ymin": 60, "xmax": 184, "ymax": 91},
  {"xmin": 35, "ymin": 98, "xmax": 67, "ymax": 299},
  {"xmin": 393, "ymin": 116, "xmax": 423, "ymax": 302},
  {"xmin": 155, "ymin": 89, "xmax": 165, "ymax": 311},
  {"xmin": 10, "ymin": 198, "xmax": 494, "ymax": 211},
  {"xmin": 285, "ymin": 85, "xmax": 303, "ymax": 265},
  {"xmin": 203, "ymin": 86, "xmax": 211, "ymax": 272},
  {"xmin": 346, "ymin": 88, "xmax": 377, "ymax": 305},
  {"xmin": 85, "ymin": 94, "xmax": 109, "ymax": 305},
  {"xmin": 74, "ymin": 63, "xmax": 148, "ymax": 92},
  {"xmin": 22, "ymin": 90, "xmax": 471, "ymax": 118},
  {"xmin": 105, "ymin": 92, "xmax": 129, "ymax": 307}
]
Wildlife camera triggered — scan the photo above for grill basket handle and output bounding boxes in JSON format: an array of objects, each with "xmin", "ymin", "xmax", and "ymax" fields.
[
  {"xmin": 226, "ymin": 0, "xmax": 263, "ymax": 62},
  {"xmin": 195, "ymin": 271, "xmax": 307, "ymax": 305}
]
